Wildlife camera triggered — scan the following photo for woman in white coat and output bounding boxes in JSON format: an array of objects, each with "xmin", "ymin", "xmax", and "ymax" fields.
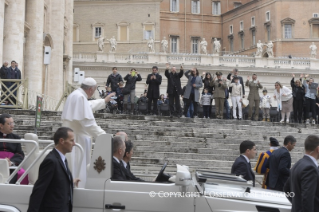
[{"xmin": 273, "ymin": 81, "xmax": 293, "ymax": 123}]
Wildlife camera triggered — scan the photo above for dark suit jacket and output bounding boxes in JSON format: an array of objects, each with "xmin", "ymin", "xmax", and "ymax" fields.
[
  {"xmin": 146, "ymin": 73, "xmax": 162, "ymax": 99},
  {"xmin": 231, "ymin": 155, "xmax": 255, "ymax": 186},
  {"xmin": 284, "ymin": 156, "xmax": 319, "ymax": 212},
  {"xmin": 7, "ymin": 67, "xmax": 21, "ymax": 79},
  {"xmin": 111, "ymin": 157, "xmax": 128, "ymax": 181},
  {"xmin": 265, "ymin": 147, "xmax": 291, "ymax": 191},
  {"xmin": 227, "ymin": 74, "xmax": 245, "ymax": 95},
  {"xmin": 124, "ymin": 162, "xmax": 144, "ymax": 181},
  {"xmin": 28, "ymin": 149, "xmax": 73, "ymax": 212},
  {"xmin": 165, "ymin": 69, "xmax": 183, "ymax": 95}
]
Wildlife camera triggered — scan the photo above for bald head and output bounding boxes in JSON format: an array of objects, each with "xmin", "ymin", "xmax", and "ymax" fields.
[{"xmin": 115, "ymin": 131, "xmax": 128, "ymax": 141}]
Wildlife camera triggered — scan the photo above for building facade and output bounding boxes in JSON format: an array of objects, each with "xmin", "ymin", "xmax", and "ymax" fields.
[
  {"xmin": 222, "ymin": 0, "xmax": 319, "ymax": 57},
  {"xmin": 0, "ymin": 0, "xmax": 73, "ymax": 100},
  {"xmin": 73, "ymin": 0, "xmax": 162, "ymax": 53}
]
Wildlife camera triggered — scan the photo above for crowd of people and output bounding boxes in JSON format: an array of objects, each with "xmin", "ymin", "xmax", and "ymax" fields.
[
  {"xmin": 0, "ymin": 61, "xmax": 22, "ymax": 105},
  {"xmin": 1, "ymin": 73, "xmax": 319, "ymax": 211},
  {"xmin": 231, "ymin": 135, "xmax": 319, "ymax": 211},
  {"xmin": 105, "ymin": 65, "xmax": 319, "ymax": 124}
]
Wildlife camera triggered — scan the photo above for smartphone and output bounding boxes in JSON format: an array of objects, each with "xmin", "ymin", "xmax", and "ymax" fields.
[{"xmin": 131, "ymin": 71, "xmax": 136, "ymax": 77}]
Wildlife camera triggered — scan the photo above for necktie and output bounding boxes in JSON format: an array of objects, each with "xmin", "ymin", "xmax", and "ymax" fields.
[{"xmin": 65, "ymin": 159, "xmax": 73, "ymax": 203}]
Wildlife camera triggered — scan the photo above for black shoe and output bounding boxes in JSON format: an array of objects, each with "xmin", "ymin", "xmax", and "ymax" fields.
[{"xmin": 238, "ymin": 118, "xmax": 242, "ymax": 120}]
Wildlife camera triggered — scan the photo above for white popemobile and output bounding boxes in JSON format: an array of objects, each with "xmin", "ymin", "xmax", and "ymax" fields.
[{"xmin": 0, "ymin": 134, "xmax": 292, "ymax": 212}]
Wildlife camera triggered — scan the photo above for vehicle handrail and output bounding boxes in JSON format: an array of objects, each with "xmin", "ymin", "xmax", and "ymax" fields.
[
  {"xmin": 3, "ymin": 139, "xmax": 39, "ymax": 184},
  {"xmin": 16, "ymin": 141, "xmax": 84, "ymax": 184}
]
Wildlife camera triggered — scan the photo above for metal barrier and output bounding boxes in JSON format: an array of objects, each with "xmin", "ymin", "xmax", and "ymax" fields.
[
  {"xmin": 0, "ymin": 79, "xmax": 28, "ymax": 109},
  {"xmin": 16, "ymin": 140, "xmax": 84, "ymax": 184},
  {"xmin": 4, "ymin": 139, "xmax": 38, "ymax": 183},
  {"xmin": 1, "ymin": 138, "xmax": 84, "ymax": 184}
]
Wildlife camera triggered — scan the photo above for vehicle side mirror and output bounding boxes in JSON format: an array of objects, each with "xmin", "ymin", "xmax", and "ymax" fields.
[{"xmin": 175, "ymin": 171, "xmax": 192, "ymax": 186}]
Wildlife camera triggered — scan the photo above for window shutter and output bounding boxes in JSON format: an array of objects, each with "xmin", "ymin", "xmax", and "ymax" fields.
[
  {"xmin": 197, "ymin": 1, "xmax": 200, "ymax": 14},
  {"xmin": 170, "ymin": 0, "xmax": 172, "ymax": 11},
  {"xmin": 218, "ymin": 2, "xmax": 221, "ymax": 15}
]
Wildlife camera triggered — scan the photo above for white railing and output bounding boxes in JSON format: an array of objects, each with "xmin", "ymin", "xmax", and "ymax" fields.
[{"xmin": 73, "ymin": 52, "xmax": 319, "ymax": 70}]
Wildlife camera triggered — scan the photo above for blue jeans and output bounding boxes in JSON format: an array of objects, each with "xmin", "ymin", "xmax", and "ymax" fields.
[
  {"xmin": 224, "ymin": 99, "xmax": 230, "ymax": 119},
  {"xmin": 184, "ymin": 100, "xmax": 194, "ymax": 117}
]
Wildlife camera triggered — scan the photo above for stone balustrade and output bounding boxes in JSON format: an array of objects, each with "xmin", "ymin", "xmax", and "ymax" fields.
[{"xmin": 73, "ymin": 52, "xmax": 319, "ymax": 70}]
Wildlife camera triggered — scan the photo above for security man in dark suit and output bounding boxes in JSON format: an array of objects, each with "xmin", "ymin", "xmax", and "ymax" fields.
[
  {"xmin": 122, "ymin": 140, "xmax": 144, "ymax": 181},
  {"xmin": 284, "ymin": 135, "xmax": 319, "ymax": 212},
  {"xmin": 28, "ymin": 127, "xmax": 80, "ymax": 212},
  {"xmin": 165, "ymin": 63, "xmax": 183, "ymax": 117},
  {"xmin": 265, "ymin": 135, "xmax": 296, "ymax": 191},
  {"xmin": 111, "ymin": 136, "xmax": 127, "ymax": 181},
  {"xmin": 146, "ymin": 66, "xmax": 162, "ymax": 115},
  {"xmin": 231, "ymin": 140, "xmax": 257, "ymax": 187}
]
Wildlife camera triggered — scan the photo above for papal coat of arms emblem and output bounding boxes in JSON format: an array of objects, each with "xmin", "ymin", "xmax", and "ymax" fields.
[{"xmin": 94, "ymin": 156, "xmax": 106, "ymax": 174}]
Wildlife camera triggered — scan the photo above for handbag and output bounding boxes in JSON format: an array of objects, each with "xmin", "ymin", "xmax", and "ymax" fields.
[{"xmin": 122, "ymin": 85, "xmax": 131, "ymax": 95}]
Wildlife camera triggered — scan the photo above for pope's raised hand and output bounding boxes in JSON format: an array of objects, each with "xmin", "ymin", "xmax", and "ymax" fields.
[{"xmin": 104, "ymin": 92, "xmax": 116, "ymax": 103}]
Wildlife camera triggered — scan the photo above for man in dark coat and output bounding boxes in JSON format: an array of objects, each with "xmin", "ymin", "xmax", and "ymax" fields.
[
  {"xmin": 265, "ymin": 135, "xmax": 296, "ymax": 191},
  {"xmin": 284, "ymin": 135, "xmax": 319, "ymax": 212},
  {"xmin": 122, "ymin": 140, "xmax": 144, "ymax": 181},
  {"xmin": 146, "ymin": 66, "xmax": 162, "ymax": 115},
  {"xmin": 111, "ymin": 136, "xmax": 128, "ymax": 181},
  {"xmin": 231, "ymin": 140, "xmax": 257, "ymax": 187},
  {"xmin": 6, "ymin": 61, "xmax": 21, "ymax": 105},
  {"xmin": 0, "ymin": 61, "xmax": 9, "ymax": 103},
  {"xmin": 28, "ymin": 127, "xmax": 79, "ymax": 212},
  {"xmin": 165, "ymin": 63, "xmax": 183, "ymax": 117},
  {"xmin": 0, "ymin": 114, "xmax": 24, "ymax": 184},
  {"xmin": 106, "ymin": 67, "xmax": 123, "ymax": 92}
]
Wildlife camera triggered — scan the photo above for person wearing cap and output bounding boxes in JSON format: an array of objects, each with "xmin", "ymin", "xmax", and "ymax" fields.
[
  {"xmin": 260, "ymin": 89, "xmax": 272, "ymax": 122},
  {"xmin": 210, "ymin": 71, "xmax": 228, "ymax": 119},
  {"xmin": 228, "ymin": 76, "xmax": 243, "ymax": 120},
  {"xmin": 146, "ymin": 66, "xmax": 162, "ymax": 115},
  {"xmin": 255, "ymin": 137, "xmax": 280, "ymax": 189},
  {"xmin": 61, "ymin": 77, "xmax": 115, "ymax": 188},
  {"xmin": 246, "ymin": 74, "xmax": 263, "ymax": 121}
]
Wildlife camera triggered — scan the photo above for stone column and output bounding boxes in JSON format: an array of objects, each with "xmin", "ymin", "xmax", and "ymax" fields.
[
  {"xmin": 47, "ymin": 0, "xmax": 64, "ymax": 100},
  {"xmin": 0, "ymin": 0, "xmax": 5, "ymax": 65},
  {"xmin": 3, "ymin": 0, "xmax": 25, "ymax": 72},
  {"xmin": 64, "ymin": 0, "xmax": 74, "ymax": 84},
  {"xmin": 24, "ymin": 0, "xmax": 44, "ymax": 94}
]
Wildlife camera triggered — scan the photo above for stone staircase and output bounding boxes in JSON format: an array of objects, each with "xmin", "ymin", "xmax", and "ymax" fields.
[{"xmin": 1, "ymin": 108, "xmax": 318, "ymax": 186}]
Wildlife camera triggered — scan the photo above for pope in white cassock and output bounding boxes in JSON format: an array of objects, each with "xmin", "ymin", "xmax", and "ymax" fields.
[{"xmin": 61, "ymin": 77, "xmax": 115, "ymax": 188}]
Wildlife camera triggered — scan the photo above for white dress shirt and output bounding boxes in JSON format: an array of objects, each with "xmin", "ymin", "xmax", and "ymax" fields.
[
  {"xmin": 242, "ymin": 154, "xmax": 250, "ymax": 163},
  {"xmin": 122, "ymin": 160, "xmax": 128, "ymax": 168},
  {"xmin": 55, "ymin": 148, "xmax": 67, "ymax": 170},
  {"xmin": 113, "ymin": 156, "xmax": 120, "ymax": 164},
  {"xmin": 305, "ymin": 154, "xmax": 318, "ymax": 167}
]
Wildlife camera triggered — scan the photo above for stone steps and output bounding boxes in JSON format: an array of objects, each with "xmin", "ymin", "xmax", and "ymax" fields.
[{"xmin": 1, "ymin": 109, "xmax": 317, "ymax": 179}]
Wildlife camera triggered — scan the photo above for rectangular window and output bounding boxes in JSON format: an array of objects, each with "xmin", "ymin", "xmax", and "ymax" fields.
[
  {"xmin": 234, "ymin": 2, "xmax": 242, "ymax": 8},
  {"xmin": 252, "ymin": 30, "xmax": 256, "ymax": 45},
  {"xmin": 229, "ymin": 25, "xmax": 233, "ymax": 34},
  {"xmin": 284, "ymin": 24, "xmax": 292, "ymax": 39},
  {"xmin": 143, "ymin": 25, "xmax": 154, "ymax": 40},
  {"xmin": 95, "ymin": 27, "xmax": 101, "ymax": 38},
  {"xmin": 240, "ymin": 34, "xmax": 244, "ymax": 49},
  {"xmin": 170, "ymin": 0, "xmax": 179, "ymax": 12},
  {"xmin": 192, "ymin": 38, "xmax": 199, "ymax": 54},
  {"xmin": 212, "ymin": 1, "xmax": 221, "ymax": 15},
  {"xmin": 191, "ymin": 0, "xmax": 200, "ymax": 14},
  {"xmin": 240, "ymin": 21, "xmax": 244, "ymax": 31},
  {"xmin": 266, "ymin": 25, "xmax": 271, "ymax": 41},
  {"xmin": 251, "ymin": 17, "xmax": 255, "ymax": 26},
  {"xmin": 230, "ymin": 38, "xmax": 234, "ymax": 52},
  {"xmin": 266, "ymin": 11, "xmax": 270, "ymax": 22},
  {"xmin": 313, "ymin": 13, "xmax": 319, "ymax": 18},
  {"xmin": 119, "ymin": 26, "xmax": 128, "ymax": 41},
  {"xmin": 171, "ymin": 36, "xmax": 178, "ymax": 53}
]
